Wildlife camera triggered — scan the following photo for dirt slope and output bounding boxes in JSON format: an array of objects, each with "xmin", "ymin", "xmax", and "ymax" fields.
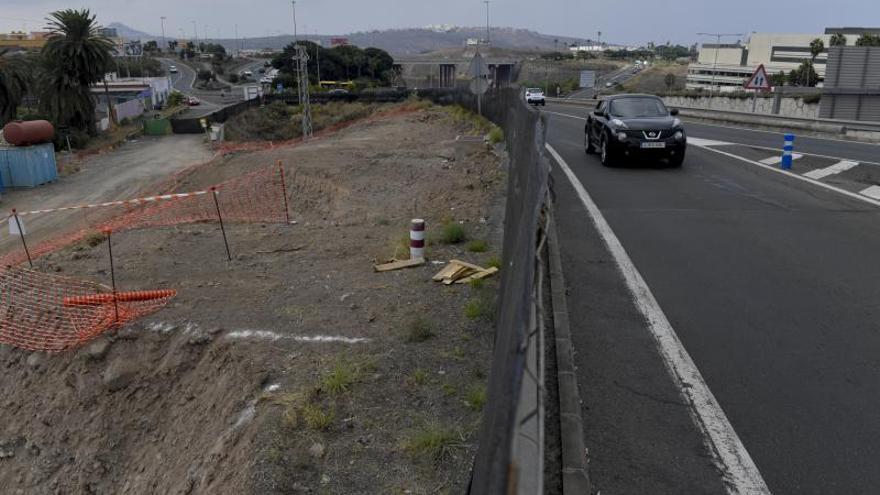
[{"xmin": 0, "ymin": 106, "xmax": 505, "ymax": 494}]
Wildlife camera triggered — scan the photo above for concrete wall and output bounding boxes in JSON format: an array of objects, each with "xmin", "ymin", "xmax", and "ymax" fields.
[
  {"xmin": 697, "ymin": 46, "xmax": 744, "ymax": 65},
  {"xmin": 662, "ymin": 95, "xmax": 819, "ymax": 119},
  {"xmin": 114, "ymin": 98, "xmax": 146, "ymax": 122}
]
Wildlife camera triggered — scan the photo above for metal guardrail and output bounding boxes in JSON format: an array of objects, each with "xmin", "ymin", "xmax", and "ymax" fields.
[{"xmin": 543, "ymin": 97, "xmax": 880, "ymax": 139}]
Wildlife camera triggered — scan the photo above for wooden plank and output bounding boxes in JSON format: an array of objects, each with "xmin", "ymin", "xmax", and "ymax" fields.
[
  {"xmin": 449, "ymin": 259, "xmax": 485, "ymax": 271},
  {"xmin": 454, "ymin": 266, "xmax": 499, "ymax": 284},
  {"xmin": 373, "ymin": 258, "xmax": 426, "ymax": 272},
  {"xmin": 432, "ymin": 262, "xmax": 464, "ymax": 281}
]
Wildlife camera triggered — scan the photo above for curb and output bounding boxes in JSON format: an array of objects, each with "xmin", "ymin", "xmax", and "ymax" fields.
[{"xmin": 546, "ymin": 204, "xmax": 591, "ymax": 494}]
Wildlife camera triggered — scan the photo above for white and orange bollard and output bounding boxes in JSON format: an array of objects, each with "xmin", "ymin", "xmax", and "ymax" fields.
[{"xmin": 410, "ymin": 219, "xmax": 426, "ymax": 259}]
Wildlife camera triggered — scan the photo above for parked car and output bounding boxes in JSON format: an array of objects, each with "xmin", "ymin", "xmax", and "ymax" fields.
[
  {"xmin": 187, "ymin": 96, "xmax": 201, "ymax": 106},
  {"xmin": 258, "ymin": 68, "xmax": 266, "ymax": 74},
  {"xmin": 169, "ymin": 65, "xmax": 178, "ymax": 74},
  {"xmin": 584, "ymin": 94, "xmax": 686, "ymax": 167},
  {"xmin": 328, "ymin": 88, "xmax": 350, "ymax": 95},
  {"xmin": 605, "ymin": 81, "xmax": 613, "ymax": 88},
  {"xmin": 242, "ymin": 70, "xmax": 253, "ymax": 77},
  {"xmin": 525, "ymin": 88, "xmax": 545, "ymax": 106},
  {"xmin": 259, "ymin": 76, "xmax": 273, "ymax": 84}
]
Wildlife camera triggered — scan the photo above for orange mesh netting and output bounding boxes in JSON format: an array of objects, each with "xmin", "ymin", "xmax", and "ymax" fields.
[
  {"xmin": 0, "ymin": 164, "xmax": 289, "ymax": 267},
  {"xmin": 0, "ymin": 267, "xmax": 176, "ymax": 352}
]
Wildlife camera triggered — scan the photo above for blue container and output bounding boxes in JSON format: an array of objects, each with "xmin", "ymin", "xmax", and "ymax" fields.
[{"xmin": 0, "ymin": 143, "xmax": 57, "ymax": 188}]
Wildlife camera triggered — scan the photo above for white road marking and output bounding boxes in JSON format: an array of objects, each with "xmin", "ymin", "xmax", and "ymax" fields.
[
  {"xmin": 759, "ymin": 153, "xmax": 802, "ymax": 165},
  {"xmin": 546, "ymin": 143, "xmax": 771, "ymax": 495},
  {"xmin": 803, "ymin": 160, "xmax": 860, "ymax": 180},
  {"xmin": 688, "ymin": 137, "xmax": 733, "ymax": 147},
  {"xmin": 859, "ymin": 185, "xmax": 880, "ymax": 200},
  {"xmin": 542, "ymin": 109, "xmax": 586, "ymax": 120},
  {"xmin": 678, "ymin": 119, "xmax": 880, "ymax": 147},
  {"xmin": 691, "ymin": 143, "xmax": 880, "ymax": 208}
]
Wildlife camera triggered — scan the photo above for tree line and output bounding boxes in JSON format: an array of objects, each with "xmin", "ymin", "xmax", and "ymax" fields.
[{"xmin": 271, "ymin": 41, "xmax": 395, "ymax": 87}]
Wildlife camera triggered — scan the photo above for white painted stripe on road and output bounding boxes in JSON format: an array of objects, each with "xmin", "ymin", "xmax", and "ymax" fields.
[
  {"xmin": 691, "ymin": 143, "xmax": 880, "ymax": 208},
  {"xmin": 760, "ymin": 153, "xmax": 802, "ymax": 165},
  {"xmin": 546, "ymin": 143, "xmax": 771, "ymax": 495},
  {"xmin": 542, "ymin": 109, "xmax": 586, "ymax": 121},
  {"xmin": 859, "ymin": 185, "xmax": 880, "ymax": 200},
  {"xmin": 688, "ymin": 137, "xmax": 733, "ymax": 147},
  {"xmin": 803, "ymin": 160, "xmax": 860, "ymax": 180}
]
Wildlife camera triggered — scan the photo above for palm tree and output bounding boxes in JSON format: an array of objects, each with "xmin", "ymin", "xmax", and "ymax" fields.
[
  {"xmin": 0, "ymin": 49, "xmax": 33, "ymax": 126},
  {"xmin": 809, "ymin": 38, "xmax": 825, "ymax": 62},
  {"xmin": 39, "ymin": 9, "xmax": 114, "ymax": 134},
  {"xmin": 829, "ymin": 33, "xmax": 847, "ymax": 47}
]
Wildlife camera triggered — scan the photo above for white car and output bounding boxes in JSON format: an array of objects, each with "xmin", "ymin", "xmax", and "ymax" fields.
[
  {"xmin": 259, "ymin": 76, "xmax": 273, "ymax": 84},
  {"xmin": 243, "ymin": 70, "xmax": 253, "ymax": 77},
  {"xmin": 525, "ymin": 88, "xmax": 545, "ymax": 106},
  {"xmin": 168, "ymin": 65, "xmax": 178, "ymax": 74}
]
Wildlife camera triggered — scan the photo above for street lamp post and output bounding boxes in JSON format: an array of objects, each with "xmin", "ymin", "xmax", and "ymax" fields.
[
  {"xmin": 696, "ymin": 32, "xmax": 743, "ymax": 95},
  {"xmin": 191, "ymin": 21, "xmax": 198, "ymax": 49},
  {"xmin": 292, "ymin": 1, "xmax": 298, "ymax": 42},
  {"xmin": 483, "ymin": 0, "xmax": 490, "ymax": 45},
  {"xmin": 160, "ymin": 16, "xmax": 167, "ymax": 52}
]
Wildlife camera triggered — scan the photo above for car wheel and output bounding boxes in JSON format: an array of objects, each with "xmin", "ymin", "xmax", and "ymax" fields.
[
  {"xmin": 585, "ymin": 131, "xmax": 595, "ymax": 154},
  {"xmin": 600, "ymin": 135, "xmax": 614, "ymax": 167},
  {"xmin": 669, "ymin": 151, "xmax": 685, "ymax": 168}
]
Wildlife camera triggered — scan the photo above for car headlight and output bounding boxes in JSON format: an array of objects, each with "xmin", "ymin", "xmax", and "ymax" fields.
[
  {"xmin": 611, "ymin": 118, "xmax": 628, "ymax": 128},
  {"xmin": 672, "ymin": 118, "xmax": 682, "ymax": 127},
  {"xmin": 674, "ymin": 131, "xmax": 685, "ymax": 141},
  {"xmin": 617, "ymin": 131, "xmax": 628, "ymax": 141}
]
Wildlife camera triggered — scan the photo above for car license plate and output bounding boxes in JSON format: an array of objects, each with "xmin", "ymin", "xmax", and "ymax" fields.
[{"xmin": 641, "ymin": 142, "xmax": 666, "ymax": 149}]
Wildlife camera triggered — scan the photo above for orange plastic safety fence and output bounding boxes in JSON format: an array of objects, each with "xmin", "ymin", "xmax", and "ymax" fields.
[
  {"xmin": 0, "ymin": 164, "xmax": 289, "ymax": 268},
  {"xmin": 0, "ymin": 267, "xmax": 176, "ymax": 352}
]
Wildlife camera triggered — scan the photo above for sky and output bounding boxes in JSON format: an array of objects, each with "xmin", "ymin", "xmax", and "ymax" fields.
[{"xmin": 1, "ymin": 0, "xmax": 879, "ymax": 46}]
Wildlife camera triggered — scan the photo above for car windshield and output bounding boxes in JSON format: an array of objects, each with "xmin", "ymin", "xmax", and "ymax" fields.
[
  {"xmin": 527, "ymin": 88, "xmax": 543, "ymax": 93},
  {"xmin": 609, "ymin": 97, "xmax": 668, "ymax": 118}
]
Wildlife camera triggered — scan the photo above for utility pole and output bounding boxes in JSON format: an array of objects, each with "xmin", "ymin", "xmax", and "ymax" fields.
[
  {"xmin": 315, "ymin": 30, "xmax": 321, "ymax": 84},
  {"xmin": 204, "ymin": 24, "xmax": 209, "ymax": 44},
  {"xmin": 160, "ymin": 16, "xmax": 167, "ymax": 52},
  {"xmin": 235, "ymin": 24, "xmax": 239, "ymax": 57},
  {"xmin": 291, "ymin": 0, "xmax": 298, "ymax": 42},
  {"xmin": 696, "ymin": 32, "xmax": 743, "ymax": 96},
  {"xmin": 483, "ymin": 0, "xmax": 490, "ymax": 45},
  {"xmin": 192, "ymin": 21, "xmax": 198, "ymax": 50},
  {"xmin": 294, "ymin": 45, "xmax": 312, "ymax": 139}
]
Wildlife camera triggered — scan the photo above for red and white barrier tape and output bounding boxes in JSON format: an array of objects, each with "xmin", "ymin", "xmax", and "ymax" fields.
[{"xmin": 7, "ymin": 190, "xmax": 211, "ymax": 219}]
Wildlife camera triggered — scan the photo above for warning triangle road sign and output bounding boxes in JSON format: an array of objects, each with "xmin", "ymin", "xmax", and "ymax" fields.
[{"xmin": 744, "ymin": 64, "xmax": 772, "ymax": 90}]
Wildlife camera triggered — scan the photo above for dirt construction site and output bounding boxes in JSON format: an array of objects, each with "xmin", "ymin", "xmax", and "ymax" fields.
[{"xmin": 0, "ymin": 103, "xmax": 507, "ymax": 494}]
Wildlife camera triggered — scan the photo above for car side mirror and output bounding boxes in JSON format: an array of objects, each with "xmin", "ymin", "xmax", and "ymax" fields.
[
  {"xmin": 593, "ymin": 110, "xmax": 604, "ymax": 117},
  {"xmin": 670, "ymin": 108, "xmax": 679, "ymax": 116}
]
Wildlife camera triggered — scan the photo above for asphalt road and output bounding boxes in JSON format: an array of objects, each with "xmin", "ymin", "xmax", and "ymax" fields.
[
  {"xmin": 543, "ymin": 102, "xmax": 880, "ymax": 494},
  {"xmin": 158, "ymin": 57, "xmax": 258, "ymax": 118},
  {"xmin": 566, "ymin": 65, "xmax": 642, "ymax": 99}
]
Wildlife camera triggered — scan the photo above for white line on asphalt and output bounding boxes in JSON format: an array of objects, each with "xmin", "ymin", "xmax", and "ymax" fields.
[
  {"xmin": 688, "ymin": 137, "xmax": 733, "ymax": 147},
  {"xmin": 759, "ymin": 154, "xmax": 802, "ymax": 165},
  {"xmin": 803, "ymin": 160, "xmax": 860, "ymax": 180},
  {"xmin": 546, "ymin": 143, "xmax": 771, "ymax": 495},
  {"xmin": 541, "ymin": 110, "xmax": 586, "ymax": 120},
  {"xmin": 859, "ymin": 185, "xmax": 880, "ymax": 200},
  {"xmin": 691, "ymin": 144, "xmax": 880, "ymax": 208}
]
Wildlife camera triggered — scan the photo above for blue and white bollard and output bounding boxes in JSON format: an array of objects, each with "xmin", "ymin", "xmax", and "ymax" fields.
[{"xmin": 781, "ymin": 133, "xmax": 795, "ymax": 170}]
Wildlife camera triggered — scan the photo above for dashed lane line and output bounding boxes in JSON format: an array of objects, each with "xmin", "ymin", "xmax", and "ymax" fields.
[{"xmin": 546, "ymin": 143, "xmax": 772, "ymax": 495}]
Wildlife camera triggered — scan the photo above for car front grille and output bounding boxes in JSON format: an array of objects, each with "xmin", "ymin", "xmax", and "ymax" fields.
[{"xmin": 626, "ymin": 130, "xmax": 667, "ymax": 140}]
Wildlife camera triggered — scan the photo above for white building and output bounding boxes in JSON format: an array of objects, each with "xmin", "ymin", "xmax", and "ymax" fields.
[{"xmin": 686, "ymin": 30, "xmax": 870, "ymax": 92}]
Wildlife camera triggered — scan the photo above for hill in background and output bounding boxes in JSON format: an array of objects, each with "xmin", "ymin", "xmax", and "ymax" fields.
[{"xmin": 108, "ymin": 23, "xmax": 591, "ymax": 55}]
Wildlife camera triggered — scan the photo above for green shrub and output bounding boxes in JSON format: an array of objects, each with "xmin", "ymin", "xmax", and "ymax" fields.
[
  {"xmin": 464, "ymin": 296, "xmax": 493, "ymax": 320},
  {"xmin": 404, "ymin": 316, "xmax": 436, "ymax": 343},
  {"xmin": 466, "ymin": 239, "xmax": 488, "ymax": 253},
  {"xmin": 486, "ymin": 256, "xmax": 502, "ymax": 269},
  {"xmin": 487, "ymin": 126, "xmax": 504, "ymax": 145},
  {"xmin": 302, "ymin": 403, "xmax": 335, "ymax": 430},
  {"xmin": 403, "ymin": 424, "xmax": 461, "ymax": 463},
  {"xmin": 440, "ymin": 223, "xmax": 467, "ymax": 244},
  {"xmin": 464, "ymin": 384, "xmax": 487, "ymax": 411},
  {"xmin": 321, "ymin": 360, "xmax": 360, "ymax": 395}
]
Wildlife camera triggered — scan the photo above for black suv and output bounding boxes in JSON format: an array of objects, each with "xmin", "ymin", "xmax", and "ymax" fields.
[{"xmin": 585, "ymin": 94, "xmax": 686, "ymax": 167}]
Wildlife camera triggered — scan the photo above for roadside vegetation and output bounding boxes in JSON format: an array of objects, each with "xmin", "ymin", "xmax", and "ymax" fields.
[{"xmin": 224, "ymin": 100, "xmax": 379, "ymax": 141}]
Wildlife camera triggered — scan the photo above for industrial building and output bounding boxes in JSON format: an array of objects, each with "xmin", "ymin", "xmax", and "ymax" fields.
[{"xmin": 686, "ymin": 29, "xmax": 876, "ymax": 92}]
